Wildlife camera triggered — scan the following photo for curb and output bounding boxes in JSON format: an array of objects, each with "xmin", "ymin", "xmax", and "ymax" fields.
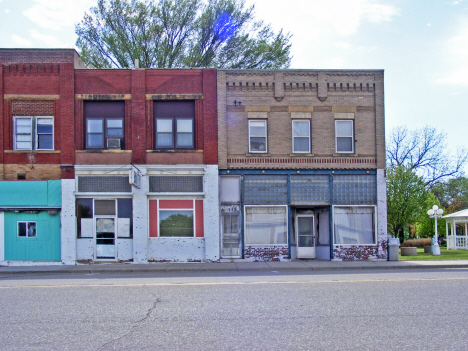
[{"xmin": 1, "ymin": 262, "xmax": 468, "ymax": 275}]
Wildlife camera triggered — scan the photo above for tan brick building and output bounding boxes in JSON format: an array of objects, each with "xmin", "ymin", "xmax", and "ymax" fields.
[{"xmin": 217, "ymin": 69, "xmax": 387, "ymax": 261}]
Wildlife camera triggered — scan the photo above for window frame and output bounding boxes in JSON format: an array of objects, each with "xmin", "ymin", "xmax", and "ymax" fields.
[
  {"xmin": 17, "ymin": 221, "xmax": 37, "ymax": 238},
  {"xmin": 332, "ymin": 205, "xmax": 377, "ymax": 246},
  {"xmin": 248, "ymin": 119, "xmax": 268, "ymax": 153},
  {"xmin": 291, "ymin": 119, "xmax": 311, "ymax": 153},
  {"xmin": 85, "ymin": 117, "xmax": 125, "ymax": 150},
  {"xmin": 335, "ymin": 120, "xmax": 355, "ymax": 153},
  {"xmin": 155, "ymin": 117, "xmax": 195, "ymax": 150},
  {"xmin": 244, "ymin": 205, "xmax": 288, "ymax": 246},
  {"xmin": 13, "ymin": 116, "xmax": 54, "ymax": 151}
]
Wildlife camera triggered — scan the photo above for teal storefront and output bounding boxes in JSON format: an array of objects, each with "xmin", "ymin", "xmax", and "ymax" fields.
[{"xmin": 0, "ymin": 181, "xmax": 61, "ymax": 262}]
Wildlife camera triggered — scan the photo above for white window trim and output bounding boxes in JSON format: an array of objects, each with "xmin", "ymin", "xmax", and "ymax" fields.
[
  {"xmin": 244, "ymin": 205, "xmax": 289, "ymax": 246},
  {"xmin": 292, "ymin": 120, "xmax": 311, "ymax": 154},
  {"xmin": 335, "ymin": 120, "xmax": 354, "ymax": 154},
  {"xmin": 17, "ymin": 221, "xmax": 37, "ymax": 238},
  {"xmin": 332, "ymin": 205, "xmax": 377, "ymax": 246},
  {"xmin": 248, "ymin": 119, "xmax": 268, "ymax": 153},
  {"xmin": 13, "ymin": 116, "xmax": 54, "ymax": 151}
]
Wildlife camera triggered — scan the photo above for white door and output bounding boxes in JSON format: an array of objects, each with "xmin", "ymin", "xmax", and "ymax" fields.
[{"xmin": 296, "ymin": 215, "xmax": 316, "ymax": 259}]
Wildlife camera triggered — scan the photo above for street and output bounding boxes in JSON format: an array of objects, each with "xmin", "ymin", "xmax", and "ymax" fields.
[{"xmin": 1, "ymin": 268, "xmax": 467, "ymax": 350}]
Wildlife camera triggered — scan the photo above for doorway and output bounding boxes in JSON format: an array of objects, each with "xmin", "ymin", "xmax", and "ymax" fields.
[{"xmin": 295, "ymin": 214, "xmax": 316, "ymax": 259}]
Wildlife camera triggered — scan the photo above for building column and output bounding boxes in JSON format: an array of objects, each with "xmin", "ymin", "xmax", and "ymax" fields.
[
  {"xmin": 61, "ymin": 179, "xmax": 76, "ymax": 264},
  {"xmin": 132, "ymin": 166, "xmax": 148, "ymax": 263},
  {"xmin": 204, "ymin": 165, "xmax": 220, "ymax": 261},
  {"xmin": 377, "ymin": 168, "xmax": 388, "ymax": 260}
]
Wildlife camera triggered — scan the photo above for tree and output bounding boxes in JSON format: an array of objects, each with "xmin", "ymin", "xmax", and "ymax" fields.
[
  {"xmin": 386, "ymin": 125, "xmax": 468, "ymax": 186},
  {"xmin": 387, "ymin": 165, "xmax": 428, "ymax": 242},
  {"xmin": 432, "ymin": 176, "xmax": 468, "ymax": 214},
  {"xmin": 75, "ymin": 0, "xmax": 292, "ymax": 69}
]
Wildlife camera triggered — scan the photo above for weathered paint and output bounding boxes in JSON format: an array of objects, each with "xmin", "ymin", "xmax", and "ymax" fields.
[
  {"xmin": 61, "ymin": 179, "xmax": 76, "ymax": 264},
  {"xmin": 132, "ymin": 167, "xmax": 148, "ymax": 263},
  {"xmin": 117, "ymin": 239, "xmax": 133, "ymax": 261},
  {"xmin": 244, "ymin": 246, "xmax": 289, "ymax": 262},
  {"xmin": 3, "ymin": 211, "xmax": 61, "ymax": 261},
  {"xmin": 76, "ymin": 238, "xmax": 94, "ymax": 261},
  {"xmin": 148, "ymin": 237, "xmax": 205, "ymax": 262},
  {"xmin": 376, "ymin": 168, "xmax": 388, "ymax": 260},
  {"xmin": 203, "ymin": 165, "xmax": 220, "ymax": 261}
]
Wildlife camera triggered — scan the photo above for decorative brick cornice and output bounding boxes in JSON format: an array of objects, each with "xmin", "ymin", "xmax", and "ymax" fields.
[
  {"xmin": 75, "ymin": 94, "xmax": 131, "ymax": 100},
  {"xmin": 146, "ymin": 94, "xmax": 203, "ymax": 100}
]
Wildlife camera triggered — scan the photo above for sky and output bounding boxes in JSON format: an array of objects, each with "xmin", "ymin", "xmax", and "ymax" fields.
[{"xmin": 0, "ymin": 0, "xmax": 467, "ymax": 172}]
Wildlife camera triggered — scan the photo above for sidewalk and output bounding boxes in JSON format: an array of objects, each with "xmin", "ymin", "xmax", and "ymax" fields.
[{"xmin": 2, "ymin": 259, "xmax": 468, "ymax": 275}]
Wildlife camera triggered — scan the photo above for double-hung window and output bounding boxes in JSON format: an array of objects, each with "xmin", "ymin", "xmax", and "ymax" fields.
[
  {"xmin": 154, "ymin": 101, "xmax": 195, "ymax": 149},
  {"xmin": 249, "ymin": 120, "xmax": 267, "ymax": 153},
  {"xmin": 13, "ymin": 116, "xmax": 54, "ymax": 150},
  {"xmin": 335, "ymin": 120, "xmax": 354, "ymax": 153},
  {"xmin": 292, "ymin": 120, "xmax": 311, "ymax": 153},
  {"xmin": 84, "ymin": 101, "xmax": 125, "ymax": 150}
]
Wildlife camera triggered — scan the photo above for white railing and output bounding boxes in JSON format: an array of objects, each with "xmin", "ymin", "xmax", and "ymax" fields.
[{"xmin": 447, "ymin": 236, "xmax": 468, "ymax": 250}]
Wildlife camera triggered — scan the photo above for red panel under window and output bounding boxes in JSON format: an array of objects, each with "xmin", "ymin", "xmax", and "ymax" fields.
[
  {"xmin": 149, "ymin": 200, "xmax": 158, "ymax": 237},
  {"xmin": 159, "ymin": 200, "xmax": 193, "ymax": 209},
  {"xmin": 195, "ymin": 200, "xmax": 204, "ymax": 237}
]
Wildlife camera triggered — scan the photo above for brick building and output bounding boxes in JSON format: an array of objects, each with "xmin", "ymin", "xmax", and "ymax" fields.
[
  {"xmin": 217, "ymin": 69, "xmax": 387, "ymax": 261},
  {"xmin": 0, "ymin": 49, "xmax": 219, "ymax": 264}
]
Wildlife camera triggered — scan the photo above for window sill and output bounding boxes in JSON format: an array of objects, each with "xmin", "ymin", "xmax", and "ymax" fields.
[
  {"xmin": 333, "ymin": 153, "xmax": 358, "ymax": 157},
  {"xmin": 5, "ymin": 150, "xmax": 60, "ymax": 154},
  {"xmin": 76, "ymin": 150, "xmax": 132, "ymax": 153},
  {"xmin": 245, "ymin": 153, "xmax": 271, "ymax": 157},
  {"xmin": 147, "ymin": 149, "xmax": 203, "ymax": 153},
  {"xmin": 289, "ymin": 153, "xmax": 315, "ymax": 157}
]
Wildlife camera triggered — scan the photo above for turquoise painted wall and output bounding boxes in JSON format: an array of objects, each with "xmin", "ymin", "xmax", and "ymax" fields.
[
  {"xmin": 4, "ymin": 211, "xmax": 61, "ymax": 261},
  {"xmin": 0, "ymin": 180, "xmax": 61, "ymax": 207}
]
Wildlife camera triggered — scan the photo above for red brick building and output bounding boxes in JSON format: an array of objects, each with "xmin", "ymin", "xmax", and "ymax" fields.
[{"xmin": 0, "ymin": 49, "xmax": 219, "ymax": 264}]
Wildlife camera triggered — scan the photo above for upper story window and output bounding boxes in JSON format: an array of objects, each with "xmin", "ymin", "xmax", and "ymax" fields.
[
  {"xmin": 335, "ymin": 120, "xmax": 354, "ymax": 153},
  {"xmin": 249, "ymin": 120, "xmax": 267, "ymax": 153},
  {"xmin": 154, "ymin": 101, "xmax": 195, "ymax": 149},
  {"xmin": 292, "ymin": 120, "xmax": 311, "ymax": 153},
  {"xmin": 84, "ymin": 101, "xmax": 125, "ymax": 150},
  {"xmin": 13, "ymin": 116, "xmax": 54, "ymax": 150}
]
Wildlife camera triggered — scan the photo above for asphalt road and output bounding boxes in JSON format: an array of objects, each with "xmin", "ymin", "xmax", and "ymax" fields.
[{"xmin": 1, "ymin": 268, "xmax": 467, "ymax": 351}]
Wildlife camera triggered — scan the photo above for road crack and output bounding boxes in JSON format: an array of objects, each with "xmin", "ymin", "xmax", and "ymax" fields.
[{"xmin": 96, "ymin": 285, "xmax": 160, "ymax": 351}]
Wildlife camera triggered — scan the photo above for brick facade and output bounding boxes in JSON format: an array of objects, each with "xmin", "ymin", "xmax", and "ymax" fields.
[{"xmin": 0, "ymin": 49, "xmax": 219, "ymax": 180}]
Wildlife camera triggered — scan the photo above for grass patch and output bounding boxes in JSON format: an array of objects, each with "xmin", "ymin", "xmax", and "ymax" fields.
[{"xmin": 399, "ymin": 248, "xmax": 468, "ymax": 261}]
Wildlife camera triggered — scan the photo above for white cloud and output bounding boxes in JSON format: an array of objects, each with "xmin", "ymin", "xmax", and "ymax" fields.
[
  {"xmin": 437, "ymin": 24, "xmax": 468, "ymax": 85},
  {"xmin": 23, "ymin": 0, "xmax": 94, "ymax": 30},
  {"xmin": 12, "ymin": 34, "xmax": 32, "ymax": 47},
  {"xmin": 301, "ymin": 0, "xmax": 400, "ymax": 37},
  {"xmin": 30, "ymin": 30, "xmax": 68, "ymax": 47},
  {"xmin": 334, "ymin": 41, "xmax": 351, "ymax": 49}
]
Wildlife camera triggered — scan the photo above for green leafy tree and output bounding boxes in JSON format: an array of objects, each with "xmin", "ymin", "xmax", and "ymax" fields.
[
  {"xmin": 432, "ymin": 176, "xmax": 468, "ymax": 214},
  {"xmin": 416, "ymin": 192, "xmax": 446, "ymax": 238},
  {"xmin": 75, "ymin": 0, "xmax": 292, "ymax": 69},
  {"xmin": 387, "ymin": 165, "xmax": 428, "ymax": 242}
]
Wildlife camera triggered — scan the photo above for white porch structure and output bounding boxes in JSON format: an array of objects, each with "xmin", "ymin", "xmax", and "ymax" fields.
[{"xmin": 443, "ymin": 209, "xmax": 468, "ymax": 250}]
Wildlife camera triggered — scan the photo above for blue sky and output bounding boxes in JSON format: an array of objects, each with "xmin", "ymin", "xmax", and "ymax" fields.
[{"xmin": 0, "ymin": 0, "xmax": 467, "ymax": 172}]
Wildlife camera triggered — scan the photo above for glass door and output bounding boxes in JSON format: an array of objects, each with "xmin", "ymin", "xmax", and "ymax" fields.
[
  {"xmin": 96, "ymin": 218, "xmax": 115, "ymax": 259},
  {"xmin": 221, "ymin": 213, "xmax": 241, "ymax": 258},
  {"xmin": 94, "ymin": 200, "xmax": 117, "ymax": 260},
  {"xmin": 295, "ymin": 215, "xmax": 316, "ymax": 259}
]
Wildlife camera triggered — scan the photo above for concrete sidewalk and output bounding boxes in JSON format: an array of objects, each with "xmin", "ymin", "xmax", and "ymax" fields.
[{"xmin": 1, "ymin": 259, "xmax": 468, "ymax": 275}]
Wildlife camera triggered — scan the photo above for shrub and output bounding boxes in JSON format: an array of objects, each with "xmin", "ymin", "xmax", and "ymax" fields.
[{"xmin": 402, "ymin": 238, "xmax": 432, "ymax": 248}]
